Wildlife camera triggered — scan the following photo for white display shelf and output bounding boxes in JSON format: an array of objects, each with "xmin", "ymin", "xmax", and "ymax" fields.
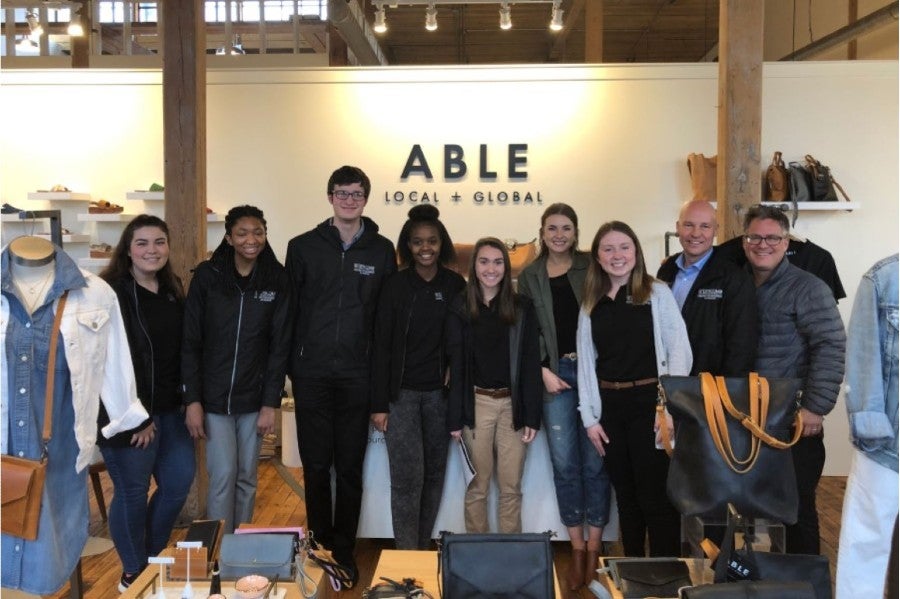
[
  {"xmin": 1, "ymin": 213, "xmax": 25, "ymax": 222},
  {"xmin": 77, "ymin": 213, "xmax": 137, "ymax": 222},
  {"xmin": 27, "ymin": 192, "xmax": 91, "ymax": 201},
  {"xmin": 711, "ymin": 201, "xmax": 859, "ymax": 211},
  {"xmin": 126, "ymin": 191, "xmax": 164, "ymax": 201},
  {"xmin": 78, "ymin": 257, "xmax": 111, "ymax": 268},
  {"xmin": 36, "ymin": 233, "xmax": 91, "ymax": 244}
]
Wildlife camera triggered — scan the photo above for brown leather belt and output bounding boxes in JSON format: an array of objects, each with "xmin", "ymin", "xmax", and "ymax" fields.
[
  {"xmin": 474, "ymin": 386, "xmax": 511, "ymax": 398},
  {"xmin": 599, "ymin": 377, "xmax": 658, "ymax": 390}
]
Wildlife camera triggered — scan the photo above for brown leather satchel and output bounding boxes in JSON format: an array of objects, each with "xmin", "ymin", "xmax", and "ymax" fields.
[
  {"xmin": 687, "ymin": 153, "xmax": 717, "ymax": 202},
  {"xmin": 765, "ymin": 151, "xmax": 790, "ymax": 202},
  {"xmin": 1, "ymin": 291, "xmax": 67, "ymax": 540}
]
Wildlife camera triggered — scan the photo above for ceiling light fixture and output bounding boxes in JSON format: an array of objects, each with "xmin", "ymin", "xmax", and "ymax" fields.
[
  {"xmin": 67, "ymin": 11, "xmax": 84, "ymax": 36},
  {"xmin": 373, "ymin": 6, "xmax": 387, "ymax": 33},
  {"xmin": 498, "ymin": 2, "xmax": 511, "ymax": 30},
  {"xmin": 425, "ymin": 4, "xmax": 438, "ymax": 31},
  {"xmin": 549, "ymin": 2, "xmax": 564, "ymax": 31},
  {"xmin": 25, "ymin": 12, "xmax": 43, "ymax": 40}
]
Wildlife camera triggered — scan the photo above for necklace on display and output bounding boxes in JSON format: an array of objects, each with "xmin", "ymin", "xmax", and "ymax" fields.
[{"xmin": 14, "ymin": 269, "xmax": 54, "ymax": 314}]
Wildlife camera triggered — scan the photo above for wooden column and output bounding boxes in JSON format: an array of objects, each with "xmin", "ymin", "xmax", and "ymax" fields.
[
  {"xmin": 328, "ymin": 23, "xmax": 349, "ymax": 66},
  {"xmin": 162, "ymin": 0, "xmax": 207, "ymax": 284},
  {"xmin": 162, "ymin": 0, "xmax": 207, "ymax": 524},
  {"xmin": 717, "ymin": 1, "xmax": 764, "ymax": 239},
  {"xmin": 584, "ymin": 0, "xmax": 603, "ymax": 63},
  {"xmin": 70, "ymin": 1, "xmax": 90, "ymax": 68},
  {"xmin": 848, "ymin": 0, "xmax": 859, "ymax": 59}
]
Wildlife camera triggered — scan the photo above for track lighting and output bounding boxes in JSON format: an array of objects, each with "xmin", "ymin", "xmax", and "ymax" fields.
[
  {"xmin": 549, "ymin": 2, "xmax": 564, "ymax": 31},
  {"xmin": 425, "ymin": 4, "xmax": 438, "ymax": 31},
  {"xmin": 373, "ymin": 6, "xmax": 387, "ymax": 33},
  {"xmin": 498, "ymin": 2, "xmax": 511, "ymax": 30}
]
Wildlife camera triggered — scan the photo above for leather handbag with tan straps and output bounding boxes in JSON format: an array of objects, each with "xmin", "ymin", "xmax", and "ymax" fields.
[
  {"xmin": 1, "ymin": 291, "xmax": 68, "ymax": 540},
  {"xmin": 657, "ymin": 372, "xmax": 803, "ymax": 522}
]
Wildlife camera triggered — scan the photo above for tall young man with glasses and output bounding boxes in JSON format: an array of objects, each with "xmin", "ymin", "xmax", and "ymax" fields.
[
  {"xmin": 285, "ymin": 165, "xmax": 396, "ymax": 587},
  {"xmin": 657, "ymin": 200, "xmax": 757, "ymax": 376},
  {"xmin": 742, "ymin": 204, "xmax": 845, "ymax": 555}
]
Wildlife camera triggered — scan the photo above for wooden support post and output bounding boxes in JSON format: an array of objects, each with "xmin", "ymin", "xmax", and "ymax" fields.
[
  {"xmin": 584, "ymin": 0, "xmax": 603, "ymax": 63},
  {"xmin": 717, "ymin": 1, "xmax": 764, "ymax": 239},
  {"xmin": 328, "ymin": 23, "xmax": 349, "ymax": 65},
  {"xmin": 71, "ymin": 1, "xmax": 90, "ymax": 68},
  {"xmin": 162, "ymin": 0, "xmax": 207, "ymax": 285},
  {"xmin": 162, "ymin": 1, "xmax": 208, "ymax": 523}
]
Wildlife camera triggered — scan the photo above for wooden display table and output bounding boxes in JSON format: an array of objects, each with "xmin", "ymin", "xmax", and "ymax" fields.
[
  {"xmin": 118, "ymin": 547, "xmax": 328, "ymax": 598},
  {"xmin": 596, "ymin": 557, "xmax": 713, "ymax": 599},
  {"xmin": 371, "ymin": 549, "xmax": 562, "ymax": 597}
]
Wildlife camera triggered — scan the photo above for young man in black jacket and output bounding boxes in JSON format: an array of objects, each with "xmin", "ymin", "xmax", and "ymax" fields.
[
  {"xmin": 657, "ymin": 200, "xmax": 758, "ymax": 376},
  {"xmin": 285, "ymin": 166, "xmax": 396, "ymax": 587}
]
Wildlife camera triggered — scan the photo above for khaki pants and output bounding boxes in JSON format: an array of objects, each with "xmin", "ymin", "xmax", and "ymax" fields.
[{"xmin": 462, "ymin": 391, "xmax": 528, "ymax": 533}]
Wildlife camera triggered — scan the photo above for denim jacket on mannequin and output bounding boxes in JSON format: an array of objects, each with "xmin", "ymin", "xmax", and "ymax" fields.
[{"xmin": 845, "ymin": 253, "xmax": 899, "ymax": 472}]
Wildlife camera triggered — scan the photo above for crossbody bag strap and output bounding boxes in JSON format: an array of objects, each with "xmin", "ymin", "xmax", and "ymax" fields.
[
  {"xmin": 41, "ymin": 290, "xmax": 68, "ymax": 458},
  {"xmin": 701, "ymin": 373, "xmax": 761, "ymax": 474},
  {"xmin": 716, "ymin": 374, "xmax": 802, "ymax": 449}
]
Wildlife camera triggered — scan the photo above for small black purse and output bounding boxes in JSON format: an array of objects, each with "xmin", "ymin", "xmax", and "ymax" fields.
[
  {"xmin": 438, "ymin": 531, "xmax": 554, "ymax": 598},
  {"xmin": 606, "ymin": 557, "xmax": 692, "ymax": 598}
]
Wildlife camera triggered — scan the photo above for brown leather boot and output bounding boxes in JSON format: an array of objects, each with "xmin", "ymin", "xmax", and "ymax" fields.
[
  {"xmin": 585, "ymin": 548, "xmax": 601, "ymax": 586},
  {"xmin": 568, "ymin": 548, "xmax": 586, "ymax": 590}
]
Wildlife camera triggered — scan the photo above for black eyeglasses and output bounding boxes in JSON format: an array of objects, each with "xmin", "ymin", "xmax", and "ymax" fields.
[
  {"xmin": 744, "ymin": 234, "xmax": 785, "ymax": 246},
  {"xmin": 331, "ymin": 190, "xmax": 366, "ymax": 201}
]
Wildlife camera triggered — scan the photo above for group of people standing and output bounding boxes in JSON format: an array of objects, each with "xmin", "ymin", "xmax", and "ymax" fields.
[{"xmin": 46, "ymin": 164, "xmax": 873, "ymax": 595}]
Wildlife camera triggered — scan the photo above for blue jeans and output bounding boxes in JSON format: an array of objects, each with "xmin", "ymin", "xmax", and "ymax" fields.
[
  {"xmin": 205, "ymin": 411, "xmax": 262, "ymax": 534},
  {"xmin": 101, "ymin": 411, "xmax": 196, "ymax": 575},
  {"xmin": 542, "ymin": 357, "xmax": 611, "ymax": 528}
]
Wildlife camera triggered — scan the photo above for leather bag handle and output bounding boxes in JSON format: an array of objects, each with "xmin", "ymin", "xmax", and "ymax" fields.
[
  {"xmin": 771, "ymin": 151, "xmax": 784, "ymax": 167},
  {"xmin": 715, "ymin": 374, "xmax": 803, "ymax": 450},
  {"xmin": 41, "ymin": 290, "xmax": 68, "ymax": 459}
]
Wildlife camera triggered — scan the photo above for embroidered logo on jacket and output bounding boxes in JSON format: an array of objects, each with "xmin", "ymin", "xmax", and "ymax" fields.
[
  {"xmin": 354, "ymin": 263, "xmax": 376, "ymax": 276},
  {"xmin": 256, "ymin": 290, "xmax": 277, "ymax": 302},
  {"xmin": 435, "ymin": 292, "xmax": 444, "ymax": 301},
  {"xmin": 697, "ymin": 288, "xmax": 724, "ymax": 300}
]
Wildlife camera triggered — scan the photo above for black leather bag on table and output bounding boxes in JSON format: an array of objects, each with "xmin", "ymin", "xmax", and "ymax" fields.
[
  {"xmin": 680, "ymin": 581, "xmax": 815, "ymax": 598},
  {"xmin": 438, "ymin": 531, "xmax": 554, "ymax": 598},
  {"xmin": 712, "ymin": 507, "xmax": 832, "ymax": 599},
  {"xmin": 659, "ymin": 373, "xmax": 803, "ymax": 522},
  {"xmin": 606, "ymin": 557, "xmax": 691, "ymax": 598}
]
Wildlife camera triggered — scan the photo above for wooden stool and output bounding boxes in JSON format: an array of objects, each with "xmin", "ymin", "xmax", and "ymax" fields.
[{"xmin": 88, "ymin": 460, "xmax": 107, "ymax": 522}]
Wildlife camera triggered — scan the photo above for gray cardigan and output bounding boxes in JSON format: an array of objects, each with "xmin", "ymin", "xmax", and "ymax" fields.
[
  {"xmin": 576, "ymin": 281, "xmax": 692, "ymax": 428},
  {"xmin": 517, "ymin": 252, "xmax": 590, "ymax": 381}
]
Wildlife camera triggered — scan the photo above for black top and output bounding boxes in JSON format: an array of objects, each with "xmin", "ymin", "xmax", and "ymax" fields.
[
  {"xmin": 401, "ymin": 269, "xmax": 454, "ymax": 391},
  {"xmin": 549, "ymin": 273, "xmax": 578, "ymax": 358},
  {"xmin": 472, "ymin": 299, "xmax": 512, "ymax": 389},
  {"xmin": 591, "ymin": 286, "xmax": 657, "ymax": 381},
  {"xmin": 716, "ymin": 235, "xmax": 846, "ymax": 301}
]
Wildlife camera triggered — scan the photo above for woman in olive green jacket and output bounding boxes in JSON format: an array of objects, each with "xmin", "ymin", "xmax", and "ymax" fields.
[{"xmin": 517, "ymin": 203, "xmax": 611, "ymax": 592}]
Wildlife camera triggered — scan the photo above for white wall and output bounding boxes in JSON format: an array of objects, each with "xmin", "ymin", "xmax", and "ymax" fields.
[{"xmin": 1, "ymin": 61, "xmax": 897, "ymax": 475}]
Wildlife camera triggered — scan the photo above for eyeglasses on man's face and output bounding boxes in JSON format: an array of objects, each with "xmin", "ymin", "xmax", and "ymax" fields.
[
  {"xmin": 744, "ymin": 234, "xmax": 785, "ymax": 246},
  {"xmin": 331, "ymin": 190, "xmax": 366, "ymax": 201}
]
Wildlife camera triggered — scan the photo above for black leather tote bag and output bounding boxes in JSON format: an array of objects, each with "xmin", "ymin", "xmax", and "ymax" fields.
[
  {"xmin": 438, "ymin": 531, "xmax": 554, "ymax": 598},
  {"xmin": 659, "ymin": 373, "xmax": 803, "ymax": 522}
]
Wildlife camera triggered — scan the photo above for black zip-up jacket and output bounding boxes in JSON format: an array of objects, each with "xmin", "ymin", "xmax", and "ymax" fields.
[
  {"xmin": 285, "ymin": 217, "xmax": 396, "ymax": 381},
  {"xmin": 371, "ymin": 266, "xmax": 466, "ymax": 414},
  {"xmin": 98, "ymin": 274, "xmax": 182, "ymax": 446},
  {"xmin": 181, "ymin": 242, "xmax": 292, "ymax": 414},
  {"xmin": 445, "ymin": 293, "xmax": 543, "ymax": 433},
  {"xmin": 657, "ymin": 247, "xmax": 758, "ymax": 376}
]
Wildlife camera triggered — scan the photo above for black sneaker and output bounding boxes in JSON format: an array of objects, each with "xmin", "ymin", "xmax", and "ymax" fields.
[
  {"xmin": 1, "ymin": 203, "xmax": 21, "ymax": 214},
  {"xmin": 117, "ymin": 572, "xmax": 139, "ymax": 593}
]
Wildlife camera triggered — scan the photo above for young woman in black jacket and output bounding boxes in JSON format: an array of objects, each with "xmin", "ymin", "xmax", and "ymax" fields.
[
  {"xmin": 98, "ymin": 215, "xmax": 192, "ymax": 592},
  {"xmin": 182, "ymin": 205, "xmax": 292, "ymax": 533},
  {"xmin": 371, "ymin": 205, "xmax": 465, "ymax": 549},
  {"xmin": 446, "ymin": 237, "xmax": 543, "ymax": 534}
]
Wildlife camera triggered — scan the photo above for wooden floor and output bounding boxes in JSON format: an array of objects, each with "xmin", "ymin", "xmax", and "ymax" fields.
[{"xmin": 43, "ymin": 453, "xmax": 847, "ymax": 599}]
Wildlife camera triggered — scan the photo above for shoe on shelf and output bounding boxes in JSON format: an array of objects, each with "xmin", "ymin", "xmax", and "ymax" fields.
[
  {"xmin": 148, "ymin": 182, "xmax": 164, "ymax": 192},
  {"xmin": 89, "ymin": 200, "xmax": 124, "ymax": 214},
  {"xmin": 50, "ymin": 184, "xmax": 71, "ymax": 192},
  {"xmin": 1, "ymin": 203, "xmax": 21, "ymax": 214},
  {"xmin": 117, "ymin": 572, "xmax": 139, "ymax": 593},
  {"xmin": 90, "ymin": 243, "xmax": 113, "ymax": 258}
]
